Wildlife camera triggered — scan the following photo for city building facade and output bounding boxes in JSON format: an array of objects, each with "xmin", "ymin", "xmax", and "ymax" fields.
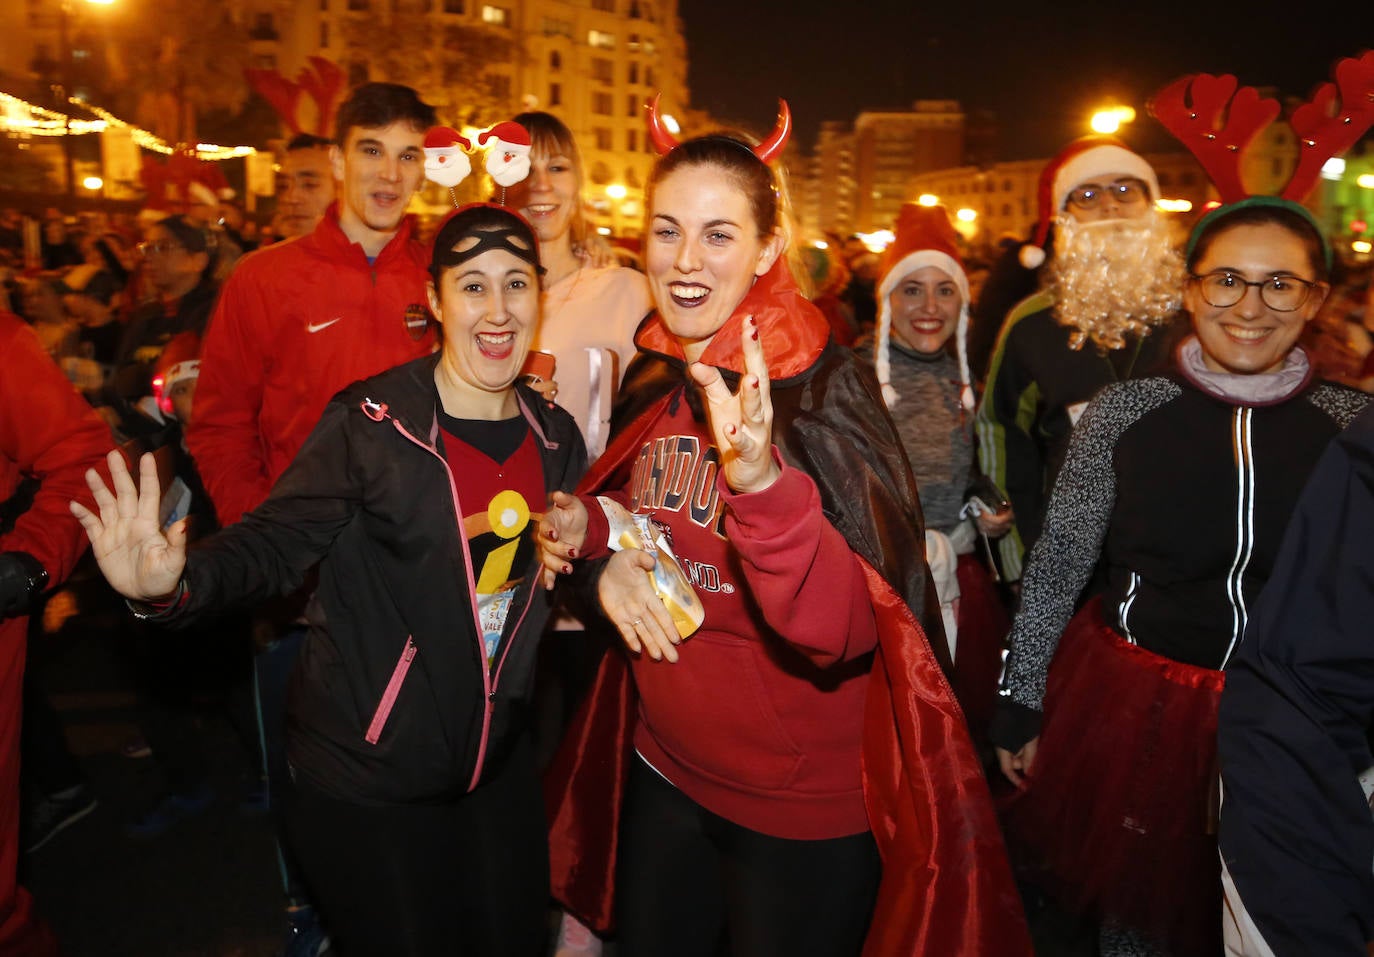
[{"xmin": 4, "ymin": 0, "xmax": 691, "ymax": 236}]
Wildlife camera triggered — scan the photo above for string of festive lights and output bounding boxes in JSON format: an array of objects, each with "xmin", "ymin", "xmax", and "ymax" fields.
[{"xmin": 0, "ymin": 90, "xmax": 257, "ymax": 159}]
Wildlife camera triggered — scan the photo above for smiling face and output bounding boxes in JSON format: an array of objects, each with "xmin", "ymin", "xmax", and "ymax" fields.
[
  {"xmin": 509, "ymin": 145, "xmax": 580, "ymax": 246},
  {"xmin": 646, "ymin": 163, "xmax": 783, "ymax": 361},
  {"xmin": 331, "ymin": 121, "xmax": 426, "ymax": 256},
  {"xmin": 887, "ymin": 265, "xmax": 962, "ymax": 355},
  {"xmin": 1184, "ymin": 222, "xmax": 1327, "ymax": 376},
  {"xmin": 427, "ymin": 246, "xmax": 540, "ymax": 417}
]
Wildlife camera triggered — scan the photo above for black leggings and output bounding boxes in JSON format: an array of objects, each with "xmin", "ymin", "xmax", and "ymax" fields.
[
  {"xmin": 283, "ymin": 741, "xmax": 549, "ymax": 957},
  {"xmin": 616, "ymin": 758, "xmax": 881, "ymax": 957}
]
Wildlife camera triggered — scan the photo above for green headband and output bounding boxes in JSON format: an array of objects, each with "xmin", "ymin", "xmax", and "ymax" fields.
[{"xmin": 1185, "ymin": 196, "xmax": 1332, "ymax": 271}]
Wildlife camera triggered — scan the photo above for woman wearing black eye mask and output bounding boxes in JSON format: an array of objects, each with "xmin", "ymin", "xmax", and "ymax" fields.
[{"xmin": 71, "ymin": 203, "xmax": 588, "ymax": 957}]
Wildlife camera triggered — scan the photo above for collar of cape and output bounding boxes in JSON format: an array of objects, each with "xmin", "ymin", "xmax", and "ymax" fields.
[{"xmin": 633, "ymin": 258, "xmax": 831, "ymax": 382}]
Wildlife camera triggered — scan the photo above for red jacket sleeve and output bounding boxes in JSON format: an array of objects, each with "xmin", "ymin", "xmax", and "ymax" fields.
[
  {"xmin": 0, "ymin": 315, "xmax": 113, "ymax": 587},
  {"xmin": 723, "ymin": 461, "xmax": 878, "ymax": 666},
  {"xmin": 187, "ymin": 267, "xmax": 273, "ymax": 526}
]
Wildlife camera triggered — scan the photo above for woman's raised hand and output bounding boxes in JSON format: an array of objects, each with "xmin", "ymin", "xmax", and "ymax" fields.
[
  {"xmin": 69, "ymin": 450, "xmax": 187, "ymax": 601},
  {"xmin": 689, "ymin": 316, "xmax": 779, "ymax": 495},
  {"xmin": 537, "ymin": 490, "xmax": 589, "ymax": 590}
]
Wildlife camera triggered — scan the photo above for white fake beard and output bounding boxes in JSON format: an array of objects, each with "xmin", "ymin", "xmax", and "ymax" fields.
[{"xmin": 1049, "ymin": 214, "xmax": 1185, "ymax": 351}]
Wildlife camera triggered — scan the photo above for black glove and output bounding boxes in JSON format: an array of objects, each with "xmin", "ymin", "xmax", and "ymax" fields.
[{"xmin": 0, "ymin": 551, "xmax": 49, "ymax": 619}]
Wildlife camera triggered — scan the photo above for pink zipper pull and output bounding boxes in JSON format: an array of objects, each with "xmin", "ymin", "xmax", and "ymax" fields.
[{"xmin": 361, "ymin": 397, "xmax": 389, "ymax": 421}]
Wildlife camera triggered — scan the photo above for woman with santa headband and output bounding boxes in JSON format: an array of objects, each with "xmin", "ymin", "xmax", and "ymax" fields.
[
  {"xmin": 991, "ymin": 59, "xmax": 1374, "ymax": 957},
  {"xmin": 506, "ymin": 111, "xmax": 652, "ymax": 462},
  {"xmin": 539, "ymin": 99, "xmax": 1028, "ymax": 956}
]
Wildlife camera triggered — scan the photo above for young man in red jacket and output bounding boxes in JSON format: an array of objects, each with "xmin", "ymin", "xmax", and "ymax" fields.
[
  {"xmin": 0, "ymin": 311, "xmax": 110, "ymax": 956},
  {"xmin": 186, "ymin": 81, "xmax": 438, "ymax": 957}
]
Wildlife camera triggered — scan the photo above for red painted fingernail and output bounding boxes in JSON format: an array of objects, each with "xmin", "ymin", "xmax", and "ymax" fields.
[
  {"xmin": 750, "ymin": 329, "xmax": 759, "ymax": 341},
  {"xmin": 567, "ymin": 547, "xmax": 577, "ymax": 559},
  {"xmin": 750, "ymin": 376, "xmax": 759, "ymax": 389},
  {"xmin": 726, "ymin": 424, "xmax": 737, "ymax": 436},
  {"xmin": 562, "ymin": 564, "xmax": 572, "ymax": 575}
]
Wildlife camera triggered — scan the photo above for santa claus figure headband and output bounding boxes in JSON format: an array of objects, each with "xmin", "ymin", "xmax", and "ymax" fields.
[
  {"xmin": 645, "ymin": 93, "xmax": 792, "ymax": 163},
  {"xmin": 423, "ymin": 120, "xmax": 533, "ymax": 206},
  {"xmin": 1149, "ymin": 50, "xmax": 1374, "ymax": 255}
]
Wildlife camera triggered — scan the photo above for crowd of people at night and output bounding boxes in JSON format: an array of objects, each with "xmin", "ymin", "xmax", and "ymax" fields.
[{"xmin": 2, "ymin": 48, "xmax": 1374, "ymax": 957}]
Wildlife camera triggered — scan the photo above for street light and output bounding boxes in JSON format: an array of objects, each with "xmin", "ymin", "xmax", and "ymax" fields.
[
  {"xmin": 604, "ymin": 184, "xmax": 627, "ymax": 238},
  {"xmin": 917, "ymin": 193, "xmax": 939, "ymax": 207},
  {"xmin": 56, "ymin": 0, "xmax": 117, "ymax": 197},
  {"xmin": 1090, "ymin": 106, "xmax": 1136, "ymax": 135}
]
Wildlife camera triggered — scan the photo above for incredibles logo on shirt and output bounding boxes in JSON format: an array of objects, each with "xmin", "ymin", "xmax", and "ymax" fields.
[{"xmin": 404, "ymin": 303, "xmax": 431, "ymax": 341}]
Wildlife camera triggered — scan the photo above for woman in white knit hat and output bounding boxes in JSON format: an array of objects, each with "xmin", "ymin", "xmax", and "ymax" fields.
[{"xmin": 861, "ymin": 201, "xmax": 1013, "ymax": 739}]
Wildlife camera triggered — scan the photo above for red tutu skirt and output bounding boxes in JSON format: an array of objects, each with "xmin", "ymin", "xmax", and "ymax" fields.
[
  {"xmin": 1002, "ymin": 599, "xmax": 1223, "ymax": 954},
  {"xmin": 950, "ymin": 553, "xmax": 1010, "ymax": 743}
]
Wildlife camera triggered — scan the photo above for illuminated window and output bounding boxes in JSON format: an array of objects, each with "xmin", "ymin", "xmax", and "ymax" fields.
[
  {"xmin": 588, "ymin": 29, "xmax": 615, "ymax": 49},
  {"xmin": 482, "ymin": 5, "xmax": 510, "ymax": 26}
]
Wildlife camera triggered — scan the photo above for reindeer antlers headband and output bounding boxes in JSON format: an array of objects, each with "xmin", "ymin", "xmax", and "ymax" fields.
[
  {"xmin": 1149, "ymin": 50, "xmax": 1374, "ymax": 204},
  {"xmin": 645, "ymin": 93, "xmax": 792, "ymax": 163}
]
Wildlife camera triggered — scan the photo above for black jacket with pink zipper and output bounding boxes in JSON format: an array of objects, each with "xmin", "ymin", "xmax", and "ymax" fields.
[{"xmin": 164, "ymin": 353, "xmax": 587, "ymax": 805}]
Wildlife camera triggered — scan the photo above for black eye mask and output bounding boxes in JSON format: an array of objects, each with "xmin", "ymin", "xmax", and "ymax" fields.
[{"xmin": 433, "ymin": 226, "xmax": 545, "ymax": 275}]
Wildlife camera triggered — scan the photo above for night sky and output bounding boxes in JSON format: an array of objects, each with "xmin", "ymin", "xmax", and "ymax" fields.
[{"xmin": 678, "ymin": 0, "xmax": 1374, "ymax": 158}]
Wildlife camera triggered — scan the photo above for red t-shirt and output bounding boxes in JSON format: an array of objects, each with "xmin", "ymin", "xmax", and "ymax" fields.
[{"xmin": 440, "ymin": 412, "xmax": 545, "ymax": 666}]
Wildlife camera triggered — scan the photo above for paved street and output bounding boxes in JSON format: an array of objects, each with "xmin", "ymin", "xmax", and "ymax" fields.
[{"xmin": 20, "ymin": 571, "xmax": 283, "ymax": 957}]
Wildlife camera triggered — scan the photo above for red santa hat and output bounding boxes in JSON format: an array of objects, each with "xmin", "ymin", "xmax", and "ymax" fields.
[
  {"xmin": 875, "ymin": 203, "xmax": 973, "ymax": 411},
  {"xmin": 152, "ymin": 331, "xmax": 202, "ymax": 417},
  {"xmin": 424, "ymin": 126, "xmax": 471, "ymax": 151},
  {"xmin": 1018, "ymin": 135, "xmax": 1160, "ymax": 269},
  {"xmin": 477, "ymin": 121, "xmax": 532, "ymax": 150}
]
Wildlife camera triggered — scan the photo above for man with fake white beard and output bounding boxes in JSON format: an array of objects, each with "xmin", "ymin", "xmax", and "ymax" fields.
[{"xmin": 977, "ymin": 136, "xmax": 1185, "ymax": 581}]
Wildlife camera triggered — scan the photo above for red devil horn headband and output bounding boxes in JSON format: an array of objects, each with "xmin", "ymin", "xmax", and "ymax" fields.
[
  {"xmin": 645, "ymin": 93, "xmax": 793, "ymax": 164},
  {"xmin": 1149, "ymin": 50, "xmax": 1374, "ymax": 203}
]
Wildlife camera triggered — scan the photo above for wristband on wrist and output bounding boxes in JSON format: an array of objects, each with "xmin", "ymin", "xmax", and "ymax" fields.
[{"xmin": 126, "ymin": 578, "xmax": 189, "ymax": 620}]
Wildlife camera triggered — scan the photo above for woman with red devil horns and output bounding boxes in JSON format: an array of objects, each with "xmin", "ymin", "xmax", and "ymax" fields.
[{"xmin": 538, "ymin": 96, "xmax": 1029, "ymax": 956}]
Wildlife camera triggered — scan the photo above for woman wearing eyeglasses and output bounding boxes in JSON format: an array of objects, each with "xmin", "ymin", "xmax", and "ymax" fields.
[{"xmin": 989, "ymin": 198, "xmax": 1372, "ymax": 956}]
